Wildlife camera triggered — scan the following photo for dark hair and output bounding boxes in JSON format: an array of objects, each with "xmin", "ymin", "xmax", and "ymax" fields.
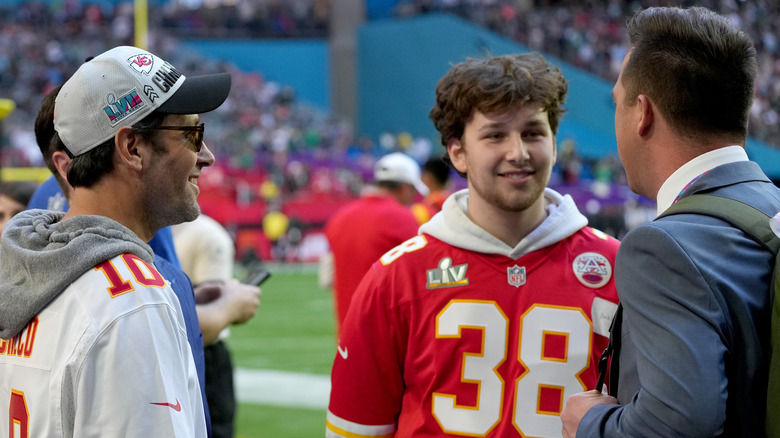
[
  {"xmin": 34, "ymin": 84, "xmax": 67, "ymax": 191},
  {"xmin": 0, "ymin": 180, "xmax": 38, "ymax": 207},
  {"xmin": 376, "ymin": 180, "xmax": 404, "ymax": 191},
  {"xmin": 423, "ymin": 156, "xmax": 450, "ymax": 188},
  {"xmin": 429, "ymin": 52, "xmax": 568, "ymax": 147},
  {"xmin": 623, "ymin": 6, "xmax": 756, "ymax": 143},
  {"xmin": 66, "ymin": 111, "xmax": 169, "ymax": 188}
]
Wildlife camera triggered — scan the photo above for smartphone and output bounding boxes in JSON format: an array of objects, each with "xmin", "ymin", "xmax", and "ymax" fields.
[{"xmin": 242, "ymin": 267, "xmax": 271, "ymax": 286}]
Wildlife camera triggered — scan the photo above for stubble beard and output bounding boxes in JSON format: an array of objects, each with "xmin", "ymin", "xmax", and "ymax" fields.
[
  {"xmin": 144, "ymin": 183, "xmax": 201, "ymax": 231},
  {"xmin": 473, "ymin": 172, "xmax": 549, "ymax": 213}
]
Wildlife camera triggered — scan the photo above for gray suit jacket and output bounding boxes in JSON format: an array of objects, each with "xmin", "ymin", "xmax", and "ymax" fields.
[{"xmin": 579, "ymin": 161, "xmax": 780, "ymax": 437}]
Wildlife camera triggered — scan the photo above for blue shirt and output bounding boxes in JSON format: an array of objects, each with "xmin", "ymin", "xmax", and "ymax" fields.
[{"xmin": 27, "ymin": 175, "xmax": 69, "ymax": 212}]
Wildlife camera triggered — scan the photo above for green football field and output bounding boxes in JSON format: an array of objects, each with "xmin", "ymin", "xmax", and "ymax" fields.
[{"xmin": 226, "ymin": 263, "xmax": 336, "ymax": 438}]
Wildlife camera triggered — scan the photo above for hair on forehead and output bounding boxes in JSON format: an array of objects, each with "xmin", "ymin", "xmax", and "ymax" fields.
[{"xmin": 430, "ymin": 52, "xmax": 568, "ymax": 149}]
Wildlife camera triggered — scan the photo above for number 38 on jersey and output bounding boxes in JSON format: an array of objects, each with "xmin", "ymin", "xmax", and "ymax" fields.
[{"xmin": 434, "ymin": 300, "xmax": 592, "ymax": 437}]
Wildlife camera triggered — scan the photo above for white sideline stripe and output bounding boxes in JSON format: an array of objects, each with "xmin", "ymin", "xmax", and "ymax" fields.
[{"xmin": 234, "ymin": 368, "xmax": 331, "ymax": 410}]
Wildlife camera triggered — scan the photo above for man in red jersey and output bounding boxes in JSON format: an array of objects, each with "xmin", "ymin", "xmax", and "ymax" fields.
[
  {"xmin": 323, "ymin": 151, "xmax": 427, "ymax": 334},
  {"xmin": 326, "ymin": 53, "xmax": 620, "ymax": 438}
]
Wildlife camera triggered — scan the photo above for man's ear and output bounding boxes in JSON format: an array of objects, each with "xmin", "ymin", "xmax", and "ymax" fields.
[
  {"xmin": 114, "ymin": 126, "xmax": 144, "ymax": 171},
  {"xmin": 636, "ymin": 94, "xmax": 654, "ymax": 138},
  {"xmin": 51, "ymin": 151, "xmax": 72, "ymax": 183},
  {"xmin": 446, "ymin": 137, "xmax": 467, "ymax": 175}
]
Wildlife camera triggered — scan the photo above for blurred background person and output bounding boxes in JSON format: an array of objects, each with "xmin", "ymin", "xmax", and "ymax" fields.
[
  {"xmin": 411, "ymin": 155, "xmax": 453, "ymax": 223},
  {"xmin": 173, "ymin": 213, "xmax": 262, "ymax": 438},
  {"xmin": 0, "ymin": 180, "xmax": 37, "ymax": 233},
  {"xmin": 320, "ymin": 151, "xmax": 427, "ymax": 335},
  {"xmin": 421, "ymin": 155, "xmax": 452, "ymax": 212}
]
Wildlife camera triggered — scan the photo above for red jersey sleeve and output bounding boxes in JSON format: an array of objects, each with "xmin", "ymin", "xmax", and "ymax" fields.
[{"xmin": 327, "ymin": 260, "xmax": 406, "ymax": 437}]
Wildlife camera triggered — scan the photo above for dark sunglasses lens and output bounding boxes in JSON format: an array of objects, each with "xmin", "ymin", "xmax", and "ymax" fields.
[{"xmin": 195, "ymin": 130, "xmax": 203, "ymax": 152}]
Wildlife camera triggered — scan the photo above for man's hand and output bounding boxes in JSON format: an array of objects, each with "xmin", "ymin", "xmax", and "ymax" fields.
[
  {"xmin": 195, "ymin": 279, "xmax": 262, "ymax": 344},
  {"xmin": 561, "ymin": 390, "xmax": 618, "ymax": 438},
  {"xmin": 216, "ymin": 278, "xmax": 262, "ymax": 325}
]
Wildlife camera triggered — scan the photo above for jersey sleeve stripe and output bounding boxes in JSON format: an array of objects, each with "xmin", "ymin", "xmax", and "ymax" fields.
[{"xmin": 326, "ymin": 410, "xmax": 395, "ymax": 437}]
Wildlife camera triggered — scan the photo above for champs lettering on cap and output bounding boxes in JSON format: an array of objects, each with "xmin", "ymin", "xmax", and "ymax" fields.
[{"xmin": 54, "ymin": 45, "xmax": 231, "ymax": 157}]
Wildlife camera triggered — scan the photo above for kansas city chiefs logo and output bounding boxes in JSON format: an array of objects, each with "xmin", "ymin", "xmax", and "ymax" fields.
[{"xmin": 127, "ymin": 53, "xmax": 154, "ymax": 74}]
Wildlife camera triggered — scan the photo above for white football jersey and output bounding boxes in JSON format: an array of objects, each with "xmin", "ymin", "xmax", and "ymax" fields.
[{"xmin": 0, "ymin": 253, "xmax": 206, "ymax": 437}]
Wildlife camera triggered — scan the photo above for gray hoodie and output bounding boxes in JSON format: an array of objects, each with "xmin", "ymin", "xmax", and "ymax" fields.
[
  {"xmin": 0, "ymin": 209, "xmax": 154, "ymax": 340},
  {"xmin": 418, "ymin": 187, "xmax": 588, "ymax": 259}
]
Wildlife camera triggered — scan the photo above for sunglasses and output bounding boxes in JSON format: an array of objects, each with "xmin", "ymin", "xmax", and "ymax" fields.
[{"xmin": 152, "ymin": 123, "xmax": 205, "ymax": 152}]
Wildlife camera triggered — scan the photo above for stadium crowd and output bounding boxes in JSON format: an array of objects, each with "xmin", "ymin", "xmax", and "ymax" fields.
[
  {"xmin": 0, "ymin": 1, "xmax": 358, "ymax": 183},
  {"xmin": 159, "ymin": 0, "xmax": 330, "ymax": 39},
  {"xmin": 394, "ymin": 0, "xmax": 780, "ymax": 145},
  {"xmin": 5, "ymin": 0, "xmax": 778, "ymax": 162}
]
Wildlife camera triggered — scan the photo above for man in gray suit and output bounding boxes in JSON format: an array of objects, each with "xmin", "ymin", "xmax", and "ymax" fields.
[{"xmin": 561, "ymin": 6, "xmax": 780, "ymax": 437}]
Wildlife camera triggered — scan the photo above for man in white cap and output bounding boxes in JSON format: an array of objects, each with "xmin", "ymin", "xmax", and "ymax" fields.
[
  {"xmin": 0, "ymin": 46, "xmax": 230, "ymax": 437},
  {"xmin": 321, "ymin": 152, "xmax": 428, "ymax": 334}
]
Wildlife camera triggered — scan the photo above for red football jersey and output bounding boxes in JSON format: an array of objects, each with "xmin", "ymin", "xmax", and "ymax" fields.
[
  {"xmin": 328, "ymin": 227, "xmax": 619, "ymax": 438},
  {"xmin": 325, "ymin": 193, "xmax": 420, "ymax": 332}
]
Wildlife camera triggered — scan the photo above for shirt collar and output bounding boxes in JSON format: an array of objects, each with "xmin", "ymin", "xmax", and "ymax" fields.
[{"xmin": 655, "ymin": 145, "xmax": 749, "ymax": 215}]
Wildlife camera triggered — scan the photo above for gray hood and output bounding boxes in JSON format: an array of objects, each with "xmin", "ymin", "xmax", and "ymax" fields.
[
  {"xmin": 0, "ymin": 209, "xmax": 154, "ymax": 339},
  {"xmin": 419, "ymin": 188, "xmax": 588, "ymax": 259}
]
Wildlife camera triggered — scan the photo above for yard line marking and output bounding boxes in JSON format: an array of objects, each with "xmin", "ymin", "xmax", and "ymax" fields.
[{"xmin": 234, "ymin": 368, "xmax": 331, "ymax": 410}]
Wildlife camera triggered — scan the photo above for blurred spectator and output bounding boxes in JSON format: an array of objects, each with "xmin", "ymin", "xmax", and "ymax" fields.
[
  {"xmin": 0, "ymin": 180, "xmax": 37, "ymax": 232},
  {"xmin": 173, "ymin": 214, "xmax": 262, "ymax": 438},
  {"xmin": 411, "ymin": 155, "xmax": 453, "ymax": 223},
  {"xmin": 321, "ymin": 152, "xmax": 426, "ymax": 334},
  {"xmin": 558, "ymin": 138, "xmax": 583, "ymax": 184},
  {"xmin": 160, "ymin": 0, "xmax": 330, "ymax": 39},
  {"xmin": 421, "ymin": 155, "xmax": 451, "ymax": 212}
]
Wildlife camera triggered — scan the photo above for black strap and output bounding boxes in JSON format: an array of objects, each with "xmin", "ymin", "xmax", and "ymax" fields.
[{"xmin": 595, "ymin": 303, "xmax": 622, "ymax": 394}]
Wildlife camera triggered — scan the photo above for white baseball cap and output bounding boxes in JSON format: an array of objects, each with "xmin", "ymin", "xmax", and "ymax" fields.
[
  {"xmin": 54, "ymin": 45, "xmax": 231, "ymax": 156},
  {"xmin": 374, "ymin": 152, "xmax": 430, "ymax": 196}
]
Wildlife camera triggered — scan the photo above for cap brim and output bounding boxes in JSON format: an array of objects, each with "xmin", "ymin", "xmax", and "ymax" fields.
[
  {"xmin": 413, "ymin": 180, "xmax": 430, "ymax": 196},
  {"xmin": 158, "ymin": 72, "xmax": 231, "ymax": 114}
]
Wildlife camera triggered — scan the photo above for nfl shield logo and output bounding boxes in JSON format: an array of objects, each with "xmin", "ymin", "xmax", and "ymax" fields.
[{"xmin": 507, "ymin": 265, "xmax": 526, "ymax": 288}]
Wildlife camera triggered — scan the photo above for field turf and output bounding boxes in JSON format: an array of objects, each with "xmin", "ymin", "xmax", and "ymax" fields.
[{"xmin": 227, "ymin": 264, "xmax": 336, "ymax": 437}]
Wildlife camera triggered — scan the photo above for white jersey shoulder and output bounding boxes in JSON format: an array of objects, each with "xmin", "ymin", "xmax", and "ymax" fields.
[{"xmin": 0, "ymin": 253, "xmax": 205, "ymax": 437}]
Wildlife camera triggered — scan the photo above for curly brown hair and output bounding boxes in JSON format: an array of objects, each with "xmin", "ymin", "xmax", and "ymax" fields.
[{"xmin": 429, "ymin": 52, "xmax": 568, "ymax": 151}]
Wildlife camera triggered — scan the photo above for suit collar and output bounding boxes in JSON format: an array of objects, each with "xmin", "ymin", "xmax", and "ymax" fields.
[{"xmin": 656, "ymin": 146, "xmax": 752, "ymax": 215}]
